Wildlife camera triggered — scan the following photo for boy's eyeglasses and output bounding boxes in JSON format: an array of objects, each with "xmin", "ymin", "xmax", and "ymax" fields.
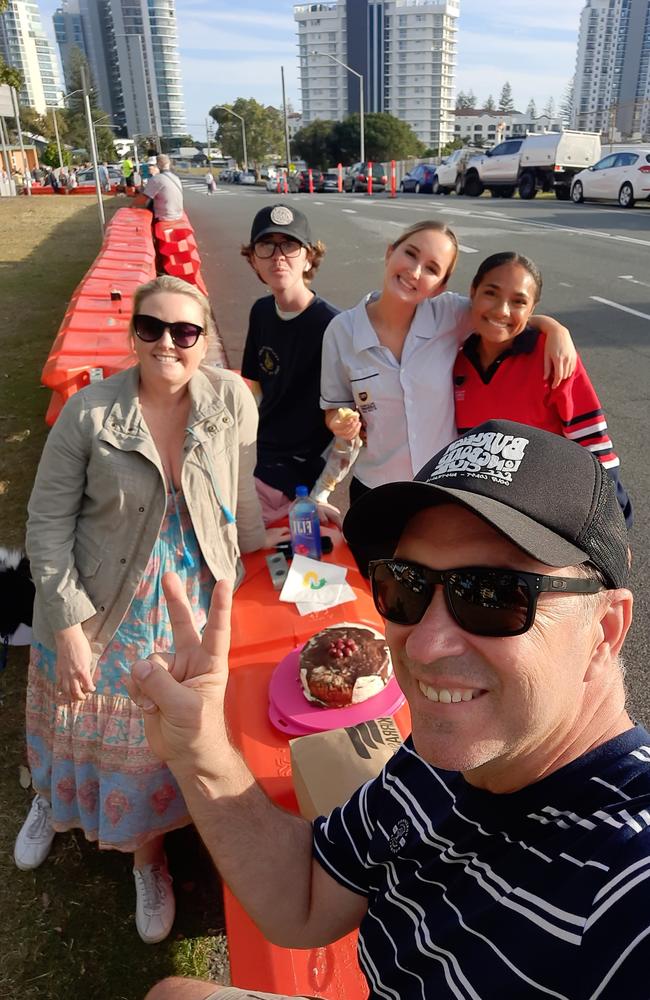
[
  {"xmin": 253, "ymin": 240, "xmax": 303, "ymax": 259},
  {"xmin": 133, "ymin": 314, "xmax": 205, "ymax": 349},
  {"xmin": 368, "ymin": 558, "xmax": 604, "ymax": 638}
]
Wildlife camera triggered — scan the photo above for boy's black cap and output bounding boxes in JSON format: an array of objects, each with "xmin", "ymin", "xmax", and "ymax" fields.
[
  {"xmin": 343, "ymin": 419, "xmax": 629, "ymax": 589},
  {"xmin": 250, "ymin": 204, "xmax": 312, "ymax": 246}
]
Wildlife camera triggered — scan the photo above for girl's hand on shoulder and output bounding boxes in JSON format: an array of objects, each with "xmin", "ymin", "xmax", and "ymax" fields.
[
  {"xmin": 54, "ymin": 625, "xmax": 95, "ymax": 702},
  {"xmin": 539, "ymin": 320, "xmax": 577, "ymax": 388}
]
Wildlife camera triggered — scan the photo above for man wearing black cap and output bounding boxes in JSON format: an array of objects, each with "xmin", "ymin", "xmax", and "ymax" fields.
[
  {"xmin": 132, "ymin": 421, "xmax": 648, "ymax": 1000},
  {"xmin": 240, "ymin": 204, "xmax": 339, "ymax": 525}
]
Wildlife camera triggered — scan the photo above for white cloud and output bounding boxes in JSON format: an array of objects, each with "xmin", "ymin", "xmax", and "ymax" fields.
[{"xmin": 179, "ymin": 20, "xmax": 295, "ymax": 53}]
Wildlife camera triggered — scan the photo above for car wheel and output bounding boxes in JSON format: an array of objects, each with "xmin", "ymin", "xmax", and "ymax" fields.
[
  {"xmin": 464, "ymin": 173, "xmax": 483, "ymax": 197},
  {"xmin": 518, "ymin": 172, "xmax": 536, "ymax": 199},
  {"xmin": 618, "ymin": 182, "xmax": 635, "ymax": 209},
  {"xmin": 400, "ymin": 182, "xmax": 405, "ymax": 192},
  {"xmin": 454, "ymin": 176, "xmax": 465, "ymax": 196},
  {"xmin": 570, "ymin": 181, "xmax": 584, "ymax": 204},
  {"xmin": 414, "ymin": 181, "xmax": 420, "ymax": 194},
  {"xmin": 432, "ymin": 179, "xmax": 441, "ymax": 195}
]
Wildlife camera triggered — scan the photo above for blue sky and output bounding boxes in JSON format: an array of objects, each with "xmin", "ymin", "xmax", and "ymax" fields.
[{"xmin": 39, "ymin": 0, "xmax": 586, "ymax": 134}]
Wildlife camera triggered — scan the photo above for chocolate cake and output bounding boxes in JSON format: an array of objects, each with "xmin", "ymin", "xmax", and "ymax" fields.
[{"xmin": 299, "ymin": 623, "xmax": 392, "ymax": 707}]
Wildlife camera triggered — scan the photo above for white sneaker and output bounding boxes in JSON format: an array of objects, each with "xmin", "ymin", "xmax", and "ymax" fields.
[
  {"xmin": 14, "ymin": 794, "xmax": 56, "ymax": 871},
  {"xmin": 133, "ymin": 861, "xmax": 175, "ymax": 943}
]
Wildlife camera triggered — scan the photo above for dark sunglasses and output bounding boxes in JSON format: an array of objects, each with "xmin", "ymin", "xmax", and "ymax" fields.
[
  {"xmin": 253, "ymin": 239, "xmax": 302, "ymax": 259},
  {"xmin": 368, "ymin": 558, "xmax": 605, "ymax": 638},
  {"xmin": 133, "ymin": 314, "xmax": 205, "ymax": 349}
]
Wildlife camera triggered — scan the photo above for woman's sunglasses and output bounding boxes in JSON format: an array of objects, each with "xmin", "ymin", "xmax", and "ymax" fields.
[
  {"xmin": 133, "ymin": 314, "xmax": 205, "ymax": 349},
  {"xmin": 368, "ymin": 558, "xmax": 605, "ymax": 638}
]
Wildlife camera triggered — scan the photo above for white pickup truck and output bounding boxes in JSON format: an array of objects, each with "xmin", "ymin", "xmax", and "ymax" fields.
[
  {"xmin": 433, "ymin": 147, "xmax": 482, "ymax": 194},
  {"xmin": 460, "ymin": 131, "xmax": 602, "ymax": 200}
]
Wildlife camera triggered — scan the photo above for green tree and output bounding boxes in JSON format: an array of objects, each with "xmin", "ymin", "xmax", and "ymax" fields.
[
  {"xmin": 292, "ymin": 119, "xmax": 337, "ymax": 169},
  {"xmin": 484, "ymin": 94, "xmax": 496, "ymax": 112},
  {"xmin": 332, "ymin": 112, "xmax": 425, "ymax": 164},
  {"xmin": 210, "ymin": 98, "xmax": 283, "ymax": 167},
  {"xmin": 560, "ymin": 78, "xmax": 574, "ymax": 127},
  {"xmin": 0, "ymin": 54, "xmax": 22, "ymax": 90},
  {"xmin": 60, "ymin": 48, "xmax": 115, "ymax": 160},
  {"xmin": 498, "ymin": 82, "xmax": 515, "ymax": 113},
  {"xmin": 455, "ymin": 90, "xmax": 477, "ymax": 111},
  {"xmin": 40, "ymin": 141, "xmax": 72, "ymax": 167},
  {"xmin": 526, "ymin": 98, "xmax": 536, "ymax": 118},
  {"xmin": 542, "ymin": 96, "xmax": 556, "ymax": 118}
]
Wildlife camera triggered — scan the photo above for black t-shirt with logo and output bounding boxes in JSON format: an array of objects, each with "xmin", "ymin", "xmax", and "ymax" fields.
[{"xmin": 241, "ymin": 294, "xmax": 338, "ymax": 496}]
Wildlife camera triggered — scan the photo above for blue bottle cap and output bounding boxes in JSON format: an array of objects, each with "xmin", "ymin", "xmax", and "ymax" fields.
[{"xmin": 295, "ymin": 485, "xmax": 308, "ymax": 497}]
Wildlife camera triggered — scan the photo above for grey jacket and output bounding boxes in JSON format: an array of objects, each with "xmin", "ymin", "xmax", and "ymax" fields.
[{"xmin": 26, "ymin": 365, "xmax": 266, "ymax": 653}]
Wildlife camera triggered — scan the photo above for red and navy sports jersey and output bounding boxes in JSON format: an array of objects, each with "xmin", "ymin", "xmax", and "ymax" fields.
[{"xmin": 454, "ymin": 329, "xmax": 632, "ymax": 525}]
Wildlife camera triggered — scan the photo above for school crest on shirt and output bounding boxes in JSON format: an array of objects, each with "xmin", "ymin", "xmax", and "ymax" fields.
[
  {"xmin": 353, "ymin": 387, "xmax": 377, "ymax": 414},
  {"xmin": 258, "ymin": 346, "xmax": 280, "ymax": 377}
]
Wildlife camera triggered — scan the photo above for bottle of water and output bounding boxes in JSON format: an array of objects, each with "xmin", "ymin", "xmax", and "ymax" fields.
[{"xmin": 289, "ymin": 486, "xmax": 322, "ymax": 560}]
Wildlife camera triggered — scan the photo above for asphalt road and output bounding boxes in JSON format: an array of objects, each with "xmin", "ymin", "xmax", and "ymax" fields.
[{"xmin": 182, "ymin": 178, "xmax": 650, "ymax": 725}]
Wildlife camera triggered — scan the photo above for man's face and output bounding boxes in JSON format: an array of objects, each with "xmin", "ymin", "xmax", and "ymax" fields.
[{"xmin": 386, "ymin": 505, "xmax": 605, "ymax": 791}]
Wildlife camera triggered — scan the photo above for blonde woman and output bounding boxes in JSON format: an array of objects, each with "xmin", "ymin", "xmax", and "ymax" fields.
[{"xmin": 15, "ymin": 276, "xmax": 274, "ymax": 943}]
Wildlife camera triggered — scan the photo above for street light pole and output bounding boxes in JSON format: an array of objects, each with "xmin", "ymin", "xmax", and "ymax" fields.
[
  {"xmin": 80, "ymin": 64, "xmax": 105, "ymax": 232},
  {"xmin": 51, "ymin": 107, "xmax": 64, "ymax": 170},
  {"xmin": 10, "ymin": 87, "xmax": 30, "ymax": 194},
  {"xmin": 310, "ymin": 51, "xmax": 364, "ymax": 163},
  {"xmin": 214, "ymin": 106, "xmax": 247, "ymax": 170}
]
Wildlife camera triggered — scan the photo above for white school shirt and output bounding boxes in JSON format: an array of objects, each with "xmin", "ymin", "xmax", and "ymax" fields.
[{"xmin": 320, "ymin": 291, "xmax": 471, "ymax": 488}]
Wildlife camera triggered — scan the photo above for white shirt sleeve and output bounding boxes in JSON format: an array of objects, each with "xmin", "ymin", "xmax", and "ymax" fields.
[
  {"xmin": 432, "ymin": 291, "xmax": 473, "ymax": 343},
  {"xmin": 320, "ymin": 313, "xmax": 356, "ymax": 410}
]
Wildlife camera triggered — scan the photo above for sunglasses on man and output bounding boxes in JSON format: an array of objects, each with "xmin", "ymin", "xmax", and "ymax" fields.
[
  {"xmin": 133, "ymin": 314, "xmax": 205, "ymax": 349},
  {"xmin": 368, "ymin": 558, "xmax": 604, "ymax": 638},
  {"xmin": 253, "ymin": 239, "xmax": 303, "ymax": 259}
]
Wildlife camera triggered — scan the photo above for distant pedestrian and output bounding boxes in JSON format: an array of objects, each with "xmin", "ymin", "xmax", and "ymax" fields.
[
  {"xmin": 133, "ymin": 153, "xmax": 183, "ymax": 221},
  {"xmin": 98, "ymin": 162, "xmax": 111, "ymax": 193},
  {"xmin": 205, "ymin": 170, "xmax": 216, "ymax": 195},
  {"xmin": 121, "ymin": 155, "xmax": 134, "ymax": 188}
]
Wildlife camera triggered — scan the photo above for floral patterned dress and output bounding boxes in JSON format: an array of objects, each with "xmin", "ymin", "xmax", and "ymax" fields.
[{"xmin": 25, "ymin": 492, "xmax": 214, "ymax": 852}]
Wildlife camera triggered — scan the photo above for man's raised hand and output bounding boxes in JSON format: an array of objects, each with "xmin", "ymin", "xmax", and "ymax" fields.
[{"xmin": 126, "ymin": 572, "xmax": 233, "ymax": 776}]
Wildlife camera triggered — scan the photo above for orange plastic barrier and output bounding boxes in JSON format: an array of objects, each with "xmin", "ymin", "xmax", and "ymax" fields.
[
  {"xmin": 223, "ymin": 541, "xmax": 411, "ymax": 997},
  {"xmin": 41, "ymin": 207, "xmax": 155, "ymax": 423},
  {"xmin": 153, "ymin": 213, "xmax": 208, "ymax": 293}
]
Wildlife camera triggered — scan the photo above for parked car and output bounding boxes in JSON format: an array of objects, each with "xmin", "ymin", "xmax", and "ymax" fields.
[
  {"xmin": 570, "ymin": 148, "xmax": 650, "ymax": 208},
  {"xmin": 400, "ymin": 163, "xmax": 437, "ymax": 193},
  {"xmin": 238, "ymin": 170, "xmax": 257, "ymax": 185},
  {"xmin": 265, "ymin": 175, "xmax": 280, "ymax": 191},
  {"xmin": 343, "ymin": 162, "xmax": 387, "ymax": 193},
  {"xmin": 433, "ymin": 147, "xmax": 482, "ymax": 194},
  {"xmin": 75, "ymin": 165, "xmax": 122, "ymax": 188},
  {"xmin": 219, "ymin": 168, "xmax": 233, "ymax": 182},
  {"xmin": 461, "ymin": 131, "xmax": 601, "ymax": 200},
  {"xmin": 321, "ymin": 169, "xmax": 341, "ymax": 192},
  {"xmin": 287, "ymin": 168, "xmax": 322, "ymax": 192}
]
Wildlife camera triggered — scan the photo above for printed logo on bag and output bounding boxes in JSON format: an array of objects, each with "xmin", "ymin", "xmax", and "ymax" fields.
[
  {"xmin": 428, "ymin": 432, "xmax": 530, "ymax": 486},
  {"xmin": 270, "ymin": 206, "xmax": 294, "ymax": 226},
  {"xmin": 389, "ymin": 818, "xmax": 410, "ymax": 853}
]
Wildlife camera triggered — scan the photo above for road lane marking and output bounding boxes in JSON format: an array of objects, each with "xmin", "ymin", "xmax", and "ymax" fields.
[
  {"xmin": 458, "ymin": 244, "xmax": 479, "ymax": 254},
  {"xmin": 341, "ymin": 209, "xmax": 357, "ymax": 214},
  {"xmin": 591, "ymin": 297, "xmax": 650, "ymax": 321},
  {"xmin": 559, "ymin": 282, "xmax": 573, "ymax": 287},
  {"xmin": 619, "ymin": 274, "xmax": 650, "ymax": 289}
]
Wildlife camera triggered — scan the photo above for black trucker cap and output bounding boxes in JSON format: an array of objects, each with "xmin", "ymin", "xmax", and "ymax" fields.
[
  {"xmin": 250, "ymin": 204, "xmax": 312, "ymax": 246},
  {"xmin": 343, "ymin": 419, "xmax": 629, "ymax": 589}
]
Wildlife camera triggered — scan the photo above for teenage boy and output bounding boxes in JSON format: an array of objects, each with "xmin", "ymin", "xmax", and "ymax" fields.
[{"xmin": 241, "ymin": 204, "xmax": 340, "ymax": 525}]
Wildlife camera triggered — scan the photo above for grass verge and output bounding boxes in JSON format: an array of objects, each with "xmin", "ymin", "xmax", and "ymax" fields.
[{"xmin": 0, "ymin": 195, "xmax": 229, "ymax": 1000}]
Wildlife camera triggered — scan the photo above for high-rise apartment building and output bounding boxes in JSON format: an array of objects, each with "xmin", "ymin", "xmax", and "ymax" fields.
[
  {"xmin": 294, "ymin": 0, "xmax": 458, "ymax": 150},
  {"xmin": 52, "ymin": 0, "xmax": 186, "ymax": 139},
  {"xmin": 572, "ymin": 0, "xmax": 650, "ymax": 139},
  {"xmin": 0, "ymin": 0, "xmax": 62, "ymax": 113}
]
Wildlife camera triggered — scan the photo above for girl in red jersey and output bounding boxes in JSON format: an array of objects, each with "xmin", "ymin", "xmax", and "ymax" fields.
[{"xmin": 454, "ymin": 251, "xmax": 632, "ymax": 524}]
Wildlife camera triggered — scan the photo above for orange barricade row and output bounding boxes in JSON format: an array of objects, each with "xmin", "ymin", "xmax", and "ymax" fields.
[
  {"xmin": 41, "ymin": 207, "xmax": 155, "ymax": 424},
  {"xmin": 153, "ymin": 213, "xmax": 208, "ymax": 293}
]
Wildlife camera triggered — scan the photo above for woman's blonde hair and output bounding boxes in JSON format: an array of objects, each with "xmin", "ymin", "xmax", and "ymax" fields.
[
  {"xmin": 240, "ymin": 239, "xmax": 326, "ymax": 286},
  {"xmin": 389, "ymin": 221, "xmax": 459, "ymax": 284},
  {"xmin": 130, "ymin": 275, "xmax": 218, "ymax": 343}
]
